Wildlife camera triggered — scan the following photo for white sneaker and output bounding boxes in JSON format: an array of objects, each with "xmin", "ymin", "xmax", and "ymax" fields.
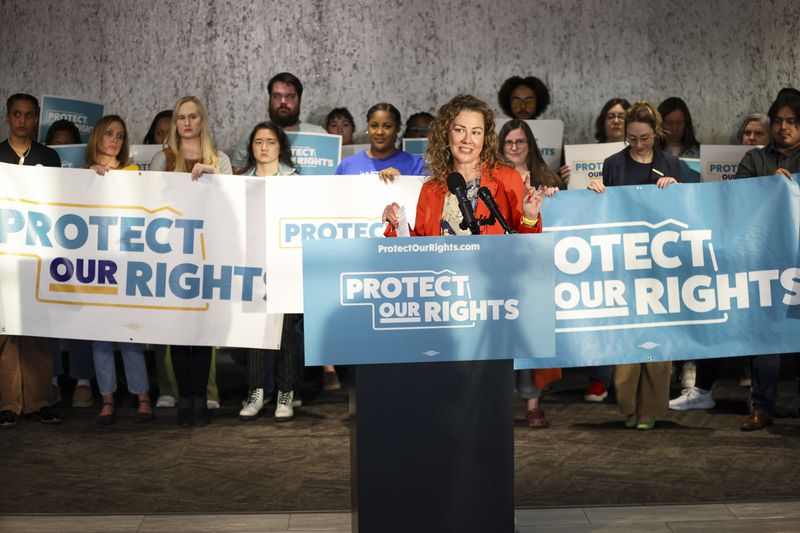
[
  {"xmin": 239, "ymin": 388, "xmax": 265, "ymax": 421},
  {"xmin": 207, "ymin": 400, "xmax": 220, "ymax": 410},
  {"xmin": 156, "ymin": 395, "xmax": 176, "ymax": 408},
  {"xmin": 275, "ymin": 390, "xmax": 294, "ymax": 421},
  {"xmin": 669, "ymin": 387, "xmax": 715, "ymax": 411},
  {"xmin": 680, "ymin": 361, "xmax": 697, "ymax": 388}
]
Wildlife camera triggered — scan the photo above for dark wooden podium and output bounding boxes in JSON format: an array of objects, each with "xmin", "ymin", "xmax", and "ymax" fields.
[{"xmin": 349, "ymin": 359, "xmax": 515, "ymax": 533}]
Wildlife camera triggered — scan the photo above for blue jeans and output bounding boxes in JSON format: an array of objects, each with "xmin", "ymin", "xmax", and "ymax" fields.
[
  {"xmin": 92, "ymin": 341, "xmax": 149, "ymax": 395},
  {"xmin": 50, "ymin": 339, "xmax": 95, "ymax": 379},
  {"xmin": 749, "ymin": 354, "xmax": 781, "ymax": 414}
]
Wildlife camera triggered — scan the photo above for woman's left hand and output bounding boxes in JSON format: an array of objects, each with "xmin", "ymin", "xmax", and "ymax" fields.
[
  {"xmin": 542, "ymin": 186, "xmax": 558, "ymax": 197},
  {"xmin": 378, "ymin": 167, "xmax": 401, "ymax": 184},
  {"xmin": 656, "ymin": 177, "xmax": 678, "ymax": 189},
  {"xmin": 191, "ymin": 163, "xmax": 217, "ymax": 181},
  {"xmin": 523, "ymin": 187, "xmax": 544, "ymax": 220},
  {"xmin": 89, "ymin": 164, "xmax": 110, "ymax": 176}
]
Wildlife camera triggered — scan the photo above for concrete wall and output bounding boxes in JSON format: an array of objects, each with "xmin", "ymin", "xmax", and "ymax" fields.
[{"xmin": 1, "ymin": 0, "xmax": 798, "ymax": 152}]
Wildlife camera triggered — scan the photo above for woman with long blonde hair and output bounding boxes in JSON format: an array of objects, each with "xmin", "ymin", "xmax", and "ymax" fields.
[
  {"xmin": 149, "ymin": 96, "xmax": 231, "ymax": 177},
  {"xmin": 149, "ymin": 96, "xmax": 230, "ymax": 427}
]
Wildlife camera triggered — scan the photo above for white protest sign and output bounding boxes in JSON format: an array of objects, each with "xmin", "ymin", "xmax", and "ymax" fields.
[
  {"xmin": 700, "ymin": 145, "xmax": 756, "ymax": 182},
  {"xmin": 564, "ymin": 142, "xmax": 625, "ymax": 189},
  {"xmin": 341, "ymin": 144, "xmax": 370, "ymax": 159},
  {"xmin": 264, "ymin": 174, "xmax": 425, "ymax": 313},
  {"xmin": 129, "ymin": 145, "xmax": 163, "ymax": 171}
]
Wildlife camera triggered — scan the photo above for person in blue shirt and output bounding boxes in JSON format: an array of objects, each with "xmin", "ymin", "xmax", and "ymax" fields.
[{"xmin": 336, "ymin": 103, "xmax": 425, "ymax": 180}]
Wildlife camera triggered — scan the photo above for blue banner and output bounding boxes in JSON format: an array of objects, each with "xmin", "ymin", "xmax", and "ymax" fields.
[
  {"xmin": 302, "ymin": 234, "xmax": 556, "ymax": 365},
  {"xmin": 402, "ymin": 138, "xmax": 428, "ymax": 156},
  {"xmin": 285, "ymin": 132, "xmax": 341, "ymax": 175},
  {"xmin": 38, "ymin": 96, "xmax": 104, "ymax": 143},
  {"xmin": 51, "ymin": 144, "xmax": 86, "ymax": 169},
  {"xmin": 513, "ymin": 174, "xmax": 800, "ymax": 368}
]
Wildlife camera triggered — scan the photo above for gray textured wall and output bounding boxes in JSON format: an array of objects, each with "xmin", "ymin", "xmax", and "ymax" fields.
[{"xmin": 1, "ymin": 0, "xmax": 799, "ymax": 152}]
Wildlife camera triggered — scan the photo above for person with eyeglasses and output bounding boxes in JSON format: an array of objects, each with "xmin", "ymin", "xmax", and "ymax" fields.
[
  {"xmin": 657, "ymin": 97, "xmax": 701, "ymax": 158},
  {"xmin": 729, "ymin": 89, "xmax": 800, "ymax": 432},
  {"xmin": 587, "ymin": 100, "xmax": 680, "ymax": 430},
  {"xmin": 0, "ymin": 93, "xmax": 64, "ymax": 427},
  {"xmin": 495, "ymin": 119, "xmax": 561, "ymax": 427},
  {"xmin": 497, "ymin": 76, "xmax": 550, "ymax": 120},
  {"xmin": 560, "ymin": 98, "xmax": 631, "ymax": 192}
]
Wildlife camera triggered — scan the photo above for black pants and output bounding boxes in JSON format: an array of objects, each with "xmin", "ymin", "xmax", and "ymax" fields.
[
  {"xmin": 171, "ymin": 345, "xmax": 212, "ymax": 398},
  {"xmin": 276, "ymin": 314, "xmax": 303, "ymax": 392}
]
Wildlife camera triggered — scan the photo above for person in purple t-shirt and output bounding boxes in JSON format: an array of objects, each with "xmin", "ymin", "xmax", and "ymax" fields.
[{"xmin": 335, "ymin": 103, "xmax": 425, "ymax": 180}]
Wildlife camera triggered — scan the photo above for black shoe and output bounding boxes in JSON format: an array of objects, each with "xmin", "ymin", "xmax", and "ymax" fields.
[
  {"xmin": 0, "ymin": 410, "xmax": 17, "ymax": 427},
  {"xmin": 194, "ymin": 396, "xmax": 211, "ymax": 427},
  {"xmin": 96, "ymin": 402, "xmax": 116, "ymax": 426},
  {"xmin": 135, "ymin": 399, "xmax": 154, "ymax": 423},
  {"xmin": 34, "ymin": 406, "xmax": 63, "ymax": 425},
  {"xmin": 176, "ymin": 396, "xmax": 193, "ymax": 427}
]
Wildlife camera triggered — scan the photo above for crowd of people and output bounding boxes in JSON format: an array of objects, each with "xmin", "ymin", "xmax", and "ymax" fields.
[{"xmin": 1, "ymin": 71, "xmax": 799, "ymax": 434}]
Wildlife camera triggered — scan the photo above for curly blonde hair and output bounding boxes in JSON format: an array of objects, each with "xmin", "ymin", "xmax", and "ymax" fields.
[
  {"xmin": 425, "ymin": 95, "xmax": 504, "ymax": 185},
  {"xmin": 626, "ymin": 100, "xmax": 664, "ymax": 143}
]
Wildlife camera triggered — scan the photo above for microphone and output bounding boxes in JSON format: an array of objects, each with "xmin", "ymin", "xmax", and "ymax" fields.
[
  {"xmin": 477, "ymin": 187, "xmax": 516, "ymax": 234},
  {"xmin": 446, "ymin": 172, "xmax": 480, "ymax": 235}
]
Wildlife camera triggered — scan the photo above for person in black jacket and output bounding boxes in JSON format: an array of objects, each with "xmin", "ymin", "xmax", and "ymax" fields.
[
  {"xmin": 589, "ymin": 100, "xmax": 681, "ymax": 191},
  {"xmin": 587, "ymin": 100, "xmax": 679, "ymax": 430}
]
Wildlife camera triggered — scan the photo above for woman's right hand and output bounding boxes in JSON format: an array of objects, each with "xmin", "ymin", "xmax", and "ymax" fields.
[
  {"xmin": 382, "ymin": 202, "xmax": 400, "ymax": 227},
  {"xmin": 587, "ymin": 180, "xmax": 606, "ymax": 194}
]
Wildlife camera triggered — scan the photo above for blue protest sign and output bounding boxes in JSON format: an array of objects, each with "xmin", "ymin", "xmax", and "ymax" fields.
[
  {"xmin": 515, "ymin": 174, "xmax": 800, "ymax": 369},
  {"xmin": 38, "ymin": 95, "xmax": 104, "ymax": 143},
  {"xmin": 303, "ymin": 234, "xmax": 556, "ymax": 365},
  {"xmin": 402, "ymin": 138, "xmax": 428, "ymax": 156},
  {"xmin": 285, "ymin": 132, "xmax": 341, "ymax": 175},
  {"xmin": 50, "ymin": 144, "xmax": 86, "ymax": 168}
]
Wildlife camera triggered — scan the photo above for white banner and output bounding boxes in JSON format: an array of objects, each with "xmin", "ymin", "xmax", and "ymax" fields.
[
  {"xmin": 496, "ymin": 119, "xmax": 564, "ymax": 172},
  {"xmin": 264, "ymin": 174, "xmax": 425, "ymax": 313},
  {"xmin": 699, "ymin": 145, "xmax": 755, "ymax": 182},
  {"xmin": 563, "ymin": 142, "xmax": 625, "ymax": 189},
  {"xmin": 0, "ymin": 162, "xmax": 281, "ymax": 348}
]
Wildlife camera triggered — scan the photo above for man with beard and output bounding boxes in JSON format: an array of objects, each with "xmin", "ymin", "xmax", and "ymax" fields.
[
  {"xmin": 231, "ymin": 72, "xmax": 325, "ymax": 169},
  {"xmin": 0, "ymin": 93, "xmax": 62, "ymax": 427},
  {"xmin": 732, "ymin": 89, "xmax": 800, "ymax": 431}
]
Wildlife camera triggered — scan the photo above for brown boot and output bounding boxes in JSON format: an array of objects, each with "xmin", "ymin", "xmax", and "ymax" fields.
[{"xmin": 740, "ymin": 407, "xmax": 774, "ymax": 431}]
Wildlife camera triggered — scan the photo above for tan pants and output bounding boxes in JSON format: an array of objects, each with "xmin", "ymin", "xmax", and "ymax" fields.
[
  {"xmin": 614, "ymin": 362, "xmax": 671, "ymax": 418},
  {"xmin": 0, "ymin": 335, "xmax": 53, "ymax": 414}
]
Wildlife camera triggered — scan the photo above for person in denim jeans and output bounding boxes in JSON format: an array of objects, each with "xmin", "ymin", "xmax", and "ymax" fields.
[{"xmin": 92, "ymin": 341, "xmax": 153, "ymax": 425}]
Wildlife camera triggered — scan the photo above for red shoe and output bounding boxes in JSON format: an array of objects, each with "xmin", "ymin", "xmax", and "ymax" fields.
[{"xmin": 584, "ymin": 381, "xmax": 608, "ymax": 402}]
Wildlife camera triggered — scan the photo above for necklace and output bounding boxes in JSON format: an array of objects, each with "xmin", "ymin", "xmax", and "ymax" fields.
[{"xmin": 17, "ymin": 143, "xmax": 32, "ymax": 165}]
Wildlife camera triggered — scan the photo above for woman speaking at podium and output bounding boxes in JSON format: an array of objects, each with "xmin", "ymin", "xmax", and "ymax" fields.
[
  {"xmin": 381, "ymin": 94, "xmax": 543, "ymax": 236},
  {"xmin": 381, "ymin": 94, "xmax": 561, "ymax": 428}
]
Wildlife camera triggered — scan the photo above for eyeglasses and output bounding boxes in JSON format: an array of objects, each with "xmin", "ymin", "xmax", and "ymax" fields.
[
  {"xmin": 626, "ymin": 135, "xmax": 652, "ymax": 145},
  {"xmin": 407, "ymin": 126, "xmax": 429, "ymax": 134},
  {"xmin": 606, "ymin": 113, "xmax": 625, "ymax": 122},
  {"xmin": 772, "ymin": 117, "xmax": 798, "ymax": 126},
  {"xmin": 503, "ymin": 139, "xmax": 528, "ymax": 149},
  {"xmin": 511, "ymin": 97, "xmax": 536, "ymax": 108}
]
